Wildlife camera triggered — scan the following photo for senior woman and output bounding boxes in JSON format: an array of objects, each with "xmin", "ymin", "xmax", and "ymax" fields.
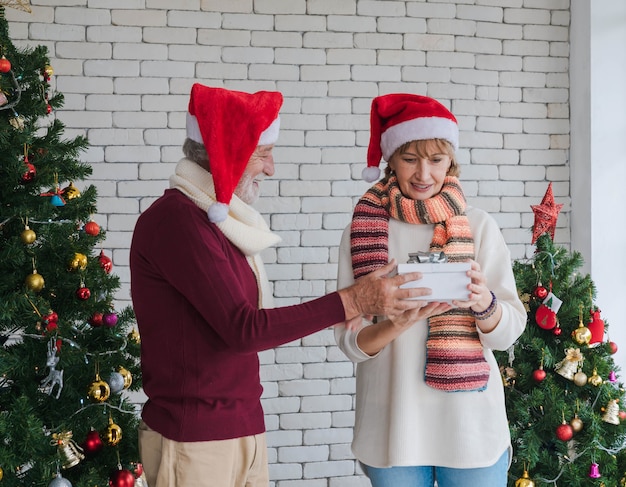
[{"xmin": 335, "ymin": 93, "xmax": 526, "ymax": 487}]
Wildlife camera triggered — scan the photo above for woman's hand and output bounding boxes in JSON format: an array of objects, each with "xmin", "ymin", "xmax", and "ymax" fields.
[
  {"xmin": 452, "ymin": 259, "xmax": 501, "ymax": 333},
  {"xmin": 356, "ymin": 300, "xmax": 452, "ymax": 356},
  {"xmin": 452, "ymin": 260, "xmax": 490, "ymax": 311}
]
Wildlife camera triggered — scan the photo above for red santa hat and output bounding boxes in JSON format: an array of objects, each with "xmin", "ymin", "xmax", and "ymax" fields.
[
  {"xmin": 363, "ymin": 93, "xmax": 459, "ymax": 182},
  {"xmin": 186, "ymin": 83, "xmax": 283, "ymax": 222}
]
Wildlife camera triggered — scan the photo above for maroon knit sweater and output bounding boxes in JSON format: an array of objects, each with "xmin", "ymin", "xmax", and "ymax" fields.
[{"xmin": 130, "ymin": 189, "xmax": 346, "ymax": 442}]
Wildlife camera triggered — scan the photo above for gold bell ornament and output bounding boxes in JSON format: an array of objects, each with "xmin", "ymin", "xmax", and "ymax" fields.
[
  {"xmin": 515, "ymin": 469, "xmax": 535, "ymax": 487},
  {"xmin": 51, "ymin": 431, "xmax": 85, "ymax": 469},
  {"xmin": 104, "ymin": 415, "xmax": 122, "ymax": 446},
  {"xmin": 9, "ymin": 113, "xmax": 25, "ymax": 130},
  {"xmin": 555, "ymin": 348, "xmax": 582, "ymax": 381},
  {"xmin": 602, "ymin": 398, "xmax": 621, "ymax": 425}
]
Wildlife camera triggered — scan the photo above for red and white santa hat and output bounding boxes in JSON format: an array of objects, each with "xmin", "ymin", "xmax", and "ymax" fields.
[
  {"xmin": 186, "ymin": 83, "xmax": 283, "ymax": 222},
  {"xmin": 363, "ymin": 93, "xmax": 459, "ymax": 182}
]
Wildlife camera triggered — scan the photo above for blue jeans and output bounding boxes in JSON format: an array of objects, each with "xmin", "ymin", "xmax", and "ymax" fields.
[{"xmin": 363, "ymin": 450, "xmax": 509, "ymax": 487}]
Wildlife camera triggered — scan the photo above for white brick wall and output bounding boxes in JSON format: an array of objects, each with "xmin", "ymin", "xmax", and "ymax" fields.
[{"xmin": 6, "ymin": 1, "xmax": 572, "ymax": 484}]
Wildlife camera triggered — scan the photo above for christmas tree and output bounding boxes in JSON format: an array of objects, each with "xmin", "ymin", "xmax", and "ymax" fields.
[
  {"xmin": 0, "ymin": 5, "xmax": 144, "ymax": 487},
  {"xmin": 496, "ymin": 183, "xmax": 626, "ymax": 487}
]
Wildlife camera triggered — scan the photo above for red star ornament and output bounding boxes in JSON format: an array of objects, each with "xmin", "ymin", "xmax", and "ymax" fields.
[{"xmin": 531, "ymin": 182, "xmax": 563, "ymax": 244}]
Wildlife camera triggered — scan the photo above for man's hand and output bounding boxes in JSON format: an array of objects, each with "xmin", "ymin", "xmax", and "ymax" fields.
[{"xmin": 337, "ymin": 259, "xmax": 432, "ymax": 319}]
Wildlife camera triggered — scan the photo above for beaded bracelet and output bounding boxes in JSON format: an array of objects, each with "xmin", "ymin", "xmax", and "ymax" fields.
[{"xmin": 471, "ymin": 291, "xmax": 497, "ymax": 320}]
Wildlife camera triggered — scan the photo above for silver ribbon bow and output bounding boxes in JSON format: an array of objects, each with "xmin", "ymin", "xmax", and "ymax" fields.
[{"xmin": 407, "ymin": 251, "xmax": 448, "ymax": 264}]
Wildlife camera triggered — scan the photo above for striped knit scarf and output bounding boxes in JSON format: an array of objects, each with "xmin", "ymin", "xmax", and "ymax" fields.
[{"xmin": 351, "ymin": 175, "xmax": 490, "ymax": 392}]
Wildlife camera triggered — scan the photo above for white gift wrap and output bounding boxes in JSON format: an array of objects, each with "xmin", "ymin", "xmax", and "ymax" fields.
[{"xmin": 398, "ymin": 262, "xmax": 471, "ymax": 302}]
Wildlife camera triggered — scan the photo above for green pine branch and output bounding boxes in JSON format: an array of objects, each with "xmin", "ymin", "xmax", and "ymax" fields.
[
  {"xmin": 496, "ymin": 234, "xmax": 626, "ymax": 486},
  {"xmin": 0, "ymin": 11, "xmax": 142, "ymax": 487}
]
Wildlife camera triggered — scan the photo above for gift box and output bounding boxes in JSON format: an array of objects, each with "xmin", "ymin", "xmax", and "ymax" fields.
[{"xmin": 397, "ymin": 262, "xmax": 471, "ymax": 302}]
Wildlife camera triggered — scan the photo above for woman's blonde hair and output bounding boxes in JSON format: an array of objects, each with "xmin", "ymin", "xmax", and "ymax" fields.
[{"xmin": 384, "ymin": 139, "xmax": 459, "ymax": 178}]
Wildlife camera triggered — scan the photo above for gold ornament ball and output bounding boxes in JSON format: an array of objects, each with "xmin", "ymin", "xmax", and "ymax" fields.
[
  {"xmin": 69, "ymin": 252, "xmax": 88, "ymax": 271},
  {"xmin": 573, "ymin": 325, "xmax": 592, "ymax": 345},
  {"xmin": 589, "ymin": 370, "xmax": 603, "ymax": 386},
  {"xmin": 117, "ymin": 366, "xmax": 133, "ymax": 389},
  {"xmin": 0, "ymin": 466, "xmax": 3, "ymax": 480},
  {"xmin": 87, "ymin": 378, "xmax": 110, "ymax": 403},
  {"xmin": 570, "ymin": 416, "xmax": 584, "ymax": 433},
  {"xmin": 44, "ymin": 65, "xmax": 54, "ymax": 77},
  {"xmin": 62, "ymin": 182, "xmax": 81, "ymax": 200},
  {"xmin": 25, "ymin": 271, "xmax": 45, "ymax": 292},
  {"xmin": 21, "ymin": 227, "xmax": 36, "ymax": 244},
  {"xmin": 105, "ymin": 419, "xmax": 122, "ymax": 446},
  {"xmin": 573, "ymin": 371, "xmax": 588, "ymax": 387},
  {"xmin": 128, "ymin": 329, "xmax": 141, "ymax": 344},
  {"xmin": 515, "ymin": 469, "xmax": 535, "ymax": 487}
]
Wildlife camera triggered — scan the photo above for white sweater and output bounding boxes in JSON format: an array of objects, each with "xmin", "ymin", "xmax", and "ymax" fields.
[{"xmin": 335, "ymin": 206, "xmax": 526, "ymax": 469}]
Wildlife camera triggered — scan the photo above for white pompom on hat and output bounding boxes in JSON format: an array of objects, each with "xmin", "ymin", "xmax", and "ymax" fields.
[
  {"xmin": 186, "ymin": 83, "xmax": 283, "ymax": 222},
  {"xmin": 363, "ymin": 93, "xmax": 459, "ymax": 182}
]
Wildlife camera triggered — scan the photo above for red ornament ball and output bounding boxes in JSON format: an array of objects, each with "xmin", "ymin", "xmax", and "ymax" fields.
[
  {"xmin": 620, "ymin": 411, "xmax": 626, "ymax": 421},
  {"xmin": 609, "ymin": 341, "xmax": 618, "ymax": 354},
  {"xmin": 76, "ymin": 286, "xmax": 91, "ymax": 300},
  {"xmin": 0, "ymin": 56, "xmax": 11, "ymax": 73},
  {"xmin": 109, "ymin": 469, "xmax": 135, "ymax": 487},
  {"xmin": 45, "ymin": 321, "xmax": 58, "ymax": 333},
  {"xmin": 553, "ymin": 326, "xmax": 562, "ymax": 336},
  {"xmin": 82, "ymin": 429, "xmax": 103, "ymax": 456},
  {"xmin": 556, "ymin": 422, "xmax": 574, "ymax": 441},
  {"xmin": 89, "ymin": 312, "xmax": 104, "ymax": 327},
  {"xmin": 21, "ymin": 162, "xmax": 37, "ymax": 183},
  {"xmin": 533, "ymin": 368, "xmax": 547, "ymax": 382},
  {"xmin": 533, "ymin": 285, "xmax": 548, "ymax": 300},
  {"xmin": 43, "ymin": 311, "xmax": 59, "ymax": 323},
  {"xmin": 132, "ymin": 462, "xmax": 144, "ymax": 478},
  {"xmin": 84, "ymin": 221, "xmax": 100, "ymax": 236},
  {"xmin": 99, "ymin": 250, "xmax": 113, "ymax": 274}
]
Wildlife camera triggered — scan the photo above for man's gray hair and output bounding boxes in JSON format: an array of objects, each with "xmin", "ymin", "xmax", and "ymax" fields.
[{"xmin": 182, "ymin": 138, "xmax": 210, "ymax": 170}]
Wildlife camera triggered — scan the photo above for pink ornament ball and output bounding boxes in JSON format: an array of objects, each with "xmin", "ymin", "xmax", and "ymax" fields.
[{"xmin": 103, "ymin": 312, "xmax": 118, "ymax": 327}]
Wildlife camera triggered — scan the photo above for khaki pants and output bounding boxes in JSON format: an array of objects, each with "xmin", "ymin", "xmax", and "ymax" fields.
[{"xmin": 138, "ymin": 421, "xmax": 269, "ymax": 487}]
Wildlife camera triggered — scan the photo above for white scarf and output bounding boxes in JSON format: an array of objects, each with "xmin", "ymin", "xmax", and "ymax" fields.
[{"xmin": 169, "ymin": 158, "xmax": 280, "ymax": 309}]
